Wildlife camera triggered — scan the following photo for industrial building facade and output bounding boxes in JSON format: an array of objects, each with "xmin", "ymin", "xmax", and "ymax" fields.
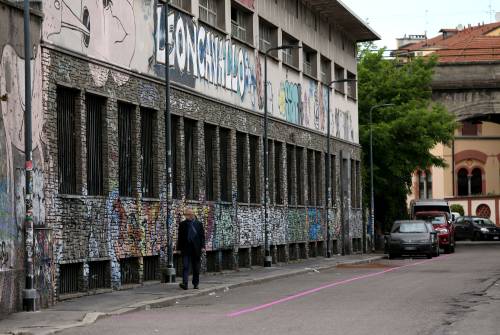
[{"xmin": 0, "ymin": 0, "xmax": 377, "ymax": 314}]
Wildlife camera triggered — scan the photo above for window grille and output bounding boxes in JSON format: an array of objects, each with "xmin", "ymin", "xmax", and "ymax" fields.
[
  {"xmin": 296, "ymin": 147, "xmax": 304, "ymax": 205},
  {"xmin": 88, "ymin": 261, "xmax": 109, "ymax": 290},
  {"xmin": 85, "ymin": 94, "xmax": 105, "ymax": 196},
  {"xmin": 120, "ymin": 258, "xmax": 140, "ymax": 285},
  {"xmin": 184, "ymin": 119, "xmax": 197, "ymax": 200},
  {"xmin": 143, "ymin": 256, "xmax": 159, "ymax": 281},
  {"xmin": 274, "ymin": 141, "xmax": 282, "ymax": 204},
  {"xmin": 171, "ymin": 115, "xmax": 180, "ymax": 199},
  {"xmin": 249, "ymin": 135, "xmax": 259, "ymax": 203},
  {"xmin": 307, "ymin": 150, "xmax": 314, "ymax": 206},
  {"xmin": 219, "ymin": 127, "xmax": 231, "ymax": 202},
  {"xmin": 118, "ymin": 102, "xmax": 134, "ymax": 197},
  {"xmin": 315, "ymin": 151, "xmax": 322, "ymax": 206},
  {"xmin": 204, "ymin": 124, "xmax": 216, "ymax": 201},
  {"xmin": 59, "ymin": 263, "xmax": 82, "ymax": 295},
  {"xmin": 286, "ymin": 144, "xmax": 294, "ymax": 205},
  {"xmin": 236, "ymin": 132, "xmax": 247, "ymax": 203},
  {"xmin": 231, "ymin": 7, "xmax": 247, "ymax": 42},
  {"xmin": 57, "ymin": 87, "xmax": 78, "ymax": 194},
  {"xmin": 141, "ymin": 108, "xmax": 155, "ymax": 198}
]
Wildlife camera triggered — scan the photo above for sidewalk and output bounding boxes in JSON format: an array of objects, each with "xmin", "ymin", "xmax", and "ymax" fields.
[{"xmin": 0, "ymin": 254, "xmax": 384, "ymax": 335}]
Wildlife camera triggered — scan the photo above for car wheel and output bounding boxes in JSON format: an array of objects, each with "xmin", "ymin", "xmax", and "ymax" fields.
[
  {"xmin": 450, "ymin": 244, "xmax": 455, "ymax": 253},
  {"xmin": 444, "ymin": 245, "xmax": 450, "ymax": 254},
  {"xmin": 426, "ymin": 252, "xmax": 432, "ymax": 259},
  {"xmin": 388, "ymin": 253, "xmax": 397, "ymax": 259},
  {"xmin": 473, "ymin": 232, "xmax": 481, "ymax": 241}
]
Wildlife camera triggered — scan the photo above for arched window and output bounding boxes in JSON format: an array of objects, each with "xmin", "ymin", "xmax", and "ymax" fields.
[
  {"xmin": 457, "ymin": 168, "xmax": 468, "ymax": 196},
  {"xmin": 471, "ymin": 168, "xmax": 482, "ymax": 195}
]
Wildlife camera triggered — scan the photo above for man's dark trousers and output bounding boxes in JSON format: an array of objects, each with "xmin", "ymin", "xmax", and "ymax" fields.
[{"xmin": 182, "ymin": 254, "xmax": 200, "ymax": 287}]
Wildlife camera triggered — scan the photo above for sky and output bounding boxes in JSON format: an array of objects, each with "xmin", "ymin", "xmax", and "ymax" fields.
[{"xmin": 345, "ymin": 0, "xmax": 499, "ymax": 50}]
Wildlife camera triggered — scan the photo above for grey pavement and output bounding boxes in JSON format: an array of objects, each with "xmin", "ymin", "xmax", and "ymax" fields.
[
  {"xmin": 0, "ymin": 253, "xmax": 384, "ymax": 335},
  {"xmin": 51, "ymin": 242, "xmax": 500, "ymax": 335}
]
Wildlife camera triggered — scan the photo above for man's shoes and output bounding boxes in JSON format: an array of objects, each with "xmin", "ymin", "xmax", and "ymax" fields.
[
  {"xmin": 193, "ymin": 285, "xmax": 199, "ymax": 289},
  {"xmin": 179, "ymin": 283, "xmax": 188, "ymax": 290}
]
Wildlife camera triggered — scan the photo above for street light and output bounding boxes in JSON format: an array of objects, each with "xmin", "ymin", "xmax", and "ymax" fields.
[
  {"xmin": 263, "ymin": 44, "xmax": 301, "ymax": 267},
  {"xmin": 325, "ymin": 78, "xmax": 356, "ymax": 258},
  {"xmin": 369, "ymin": 103, "xmax": 394, "ymax": 252}
]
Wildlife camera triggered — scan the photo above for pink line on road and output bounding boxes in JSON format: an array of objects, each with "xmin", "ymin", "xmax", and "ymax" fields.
[{"xmin": 227, "ymin": 255, "xmax": 451, "ymax": 318}]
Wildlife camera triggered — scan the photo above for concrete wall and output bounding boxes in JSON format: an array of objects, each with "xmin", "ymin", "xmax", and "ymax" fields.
[
  {"xmin": 0, "ymin": 0, "xmax": 46, "ymax": 317},
  {"xmin": 41, "ymin": 0, "xmax": 359, "ymax": 142}
]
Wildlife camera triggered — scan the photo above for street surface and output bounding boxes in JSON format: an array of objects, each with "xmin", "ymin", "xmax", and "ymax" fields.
[{"xmin": 60, "ymin": 243, "xmax": 500, "ymax": 335}]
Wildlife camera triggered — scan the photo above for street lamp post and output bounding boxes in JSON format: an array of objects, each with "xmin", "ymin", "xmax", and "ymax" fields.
[
  {"xmin": 264, "ymin": 44, "xmax": 301, "ymax": 267},
  {"xmin": 369, "ymin": 103, "xmax": 394, "ymax": 252},
  {"xmin": 163, "ymin": 0, "xmax": 175, "ymax": 283},
  {"xmin": 325, "ymin": 79, "xmax": 356, "ymax": 258}
]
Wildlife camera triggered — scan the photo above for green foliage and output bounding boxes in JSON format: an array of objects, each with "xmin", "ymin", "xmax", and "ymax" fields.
[
  {"xmin": 450, "ymin": 204, "xmax": 465, "ymax": 216},
  {"xmin": 358, "ymin": 49, "xmax": 457, "ymax": 233}
]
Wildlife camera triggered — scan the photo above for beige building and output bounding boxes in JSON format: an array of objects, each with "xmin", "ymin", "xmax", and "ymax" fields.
[{"xmin": 398, "ymin": 23, "xmax": 500, "ymax": 226}]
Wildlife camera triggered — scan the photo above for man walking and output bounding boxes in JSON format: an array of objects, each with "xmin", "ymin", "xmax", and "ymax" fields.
[{"xmin": 177, "ymin": 208, "xmax": 205, "ymax": 290}]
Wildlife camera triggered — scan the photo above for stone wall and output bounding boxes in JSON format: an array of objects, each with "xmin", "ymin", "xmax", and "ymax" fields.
[{"xmin": 42, "ymin": 45, "xmax": 363, "ymax": 301}]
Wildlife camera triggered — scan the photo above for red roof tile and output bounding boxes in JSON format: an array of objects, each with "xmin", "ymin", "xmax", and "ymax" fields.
[{"xmin": 398, "ymin": 22, "xmax": 500, "ymax": 63}]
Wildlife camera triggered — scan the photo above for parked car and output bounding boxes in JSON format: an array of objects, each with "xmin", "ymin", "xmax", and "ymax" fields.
[
  {"xmin": 410, "ymin": 199, "xmax": 451, "ymax": 219},
  {"xmin": 385, "ymin": 220, "xmax": 438, "ymax": 259},
  {"xmin": 415, "ymin": 211, "xmax": 455, "ymax": 253},
  {"xmin": 454, "ymin": 216, "xmax": 500, "ymax": 241},
  {"xmin": 451, "ymin": 212, "xmax": 462, "ymax": 222}
]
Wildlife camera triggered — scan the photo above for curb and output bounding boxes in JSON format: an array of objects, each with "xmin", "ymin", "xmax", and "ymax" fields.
[{"xmin": 8, "ymin": 255, "xmax": 385, "ymax": 335}]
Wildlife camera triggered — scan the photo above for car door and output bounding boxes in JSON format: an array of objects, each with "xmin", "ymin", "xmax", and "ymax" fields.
[
  {"xmin": 455, "ymin": 218, "xmax": 466, "ymax": 240},
  {"xmin": 463, "ymin": 218, "xmax": 474, "ymax": 239}
]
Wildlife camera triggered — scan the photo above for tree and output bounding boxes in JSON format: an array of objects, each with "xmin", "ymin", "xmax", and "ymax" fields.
[
  {"xmin": 450, "ymin": 204, "xmax": 465, "ymax": 216},
  {"xmin": 358, "ymin": 49, "xmax": 457, "ymax": 235}
]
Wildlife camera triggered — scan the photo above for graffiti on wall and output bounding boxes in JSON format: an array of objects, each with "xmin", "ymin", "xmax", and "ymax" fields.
[
  {"xmin": 334, "ymin": 108, "xmax": 354, "ymax": 142},
  {"xmin": 155, "ymin": 7, "xmax": 258, "ymax": 101}
]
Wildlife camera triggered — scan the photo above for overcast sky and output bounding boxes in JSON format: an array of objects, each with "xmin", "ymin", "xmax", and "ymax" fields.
[{"xmin": 345, "ymin": 0, "xmax": 499, "ymax": 50}]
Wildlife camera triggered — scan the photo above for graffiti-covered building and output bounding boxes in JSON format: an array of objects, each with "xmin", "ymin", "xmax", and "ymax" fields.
[{"xmin": 0, "ymin": 0, "xmax": 378, "ymax": 314}]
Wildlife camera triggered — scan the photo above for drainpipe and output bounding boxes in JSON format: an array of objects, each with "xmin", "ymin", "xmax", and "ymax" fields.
[{"xmin": 22, "ymin": 0, "xmax": 37, "ymax": 311}]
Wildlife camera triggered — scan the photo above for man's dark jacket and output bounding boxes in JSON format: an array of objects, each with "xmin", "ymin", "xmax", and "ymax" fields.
[{"xmin": 177, "ymin": 219, "xmax": 205, "ymax": 257}]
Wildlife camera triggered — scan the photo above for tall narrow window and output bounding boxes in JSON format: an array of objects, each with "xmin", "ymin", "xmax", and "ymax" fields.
[
  {"xmin": 184, "ymin": 119, "xmax": 197, "ymax": 200},
  {"xmin": 307, "ymin": 149, "xmax": 314, "ymax": 206},
  {"xmin": 249, "ymin": 135, "xmax": 260, "ymax": 203},
  {"xmin": 118, "ymin": 102, "xmax": 134, "ymax": 197},
  {"xmin": 219, "ymin": 127, "xmax": 231, "ymax": 202},
  {"xmin": 425, "ymin": 170, "xmax": 432, "ymax": 199},
  {"xmin": 236, "ymin": 132, "xmax": 247, "ymax": 203},
  {"xmin": 274, "ymin": 141, "xmax": 283, "ymax": 204},
  {"xmin": 320, "ymin": 56, "xmax": 331, "ymax": 84},
  {"xmin": 141, "ymin": 108, "xmax": 155, "ymax": 198},
  {"xmin": 282, "ymin": 32, "xmax": 299, "ymax": 68},
  {"xmin": 356, "ymin": 161, "xmax": 361, "ymax": 208},
  {"xmin": 331, "ymin": 155, "xmax": 337, "ymax": 204},
  {"xmin": 315, "ymin": 151, "xmax": 322, "ymax": 206},
  {"xmin": 204, "ymin": 124, "xmax": 217, "ymax": 201},
  {"xmin": 457, "ymin": 169, "xmax": 468, "ymax": 196},
  {"xmin": 57, "ymin": 87, "xmax": 78, "ymax": 194},
  {"xmin": 259, "ymin": 18, "xmax": 277, "ymax": 54},
  {"xmin": 86, "ymin": 94, "xmax": 105, "ymax": 196},
  {"xmin": 171, "ymin": 115, "xmax": 180, "ymax": 199},
  {"xmin": 350, "ymin": 159, "xmax": 356, "ymax": 206},
  {"xmin": 296, "ymin": 147, "xmax": 304, "ymax": 205},
  {"xmin": 347, "ymin": 72, "xmax": 357, "ymax": 100},
  {"xmin": 471, "ymin": 168, "xmax": 482, "ymax": 195},
  {"xmin": 286, "ymin": 144, "xmax": 294, "ymax": 205},
  {"xmin": 418, "ymin": 171, "xmax": 425, "ymax": 199}
]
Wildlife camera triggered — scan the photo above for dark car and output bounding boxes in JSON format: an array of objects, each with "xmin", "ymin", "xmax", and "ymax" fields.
[
  {"xmin": 454, "ymin": 216, "xmax": 500, "ymax": 241},
  {"xmin": 415, "ymin": 211, "xmax": 455, "ymax": 253},
  {"xmin": 385, "ymin": 220, "xmax": 438, "ymax": 259}
]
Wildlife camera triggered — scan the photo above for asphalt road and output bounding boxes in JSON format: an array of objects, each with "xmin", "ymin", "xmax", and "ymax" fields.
[{"xmin": 60, "ymin": 243, "xmax": 500, "ymax": 335}]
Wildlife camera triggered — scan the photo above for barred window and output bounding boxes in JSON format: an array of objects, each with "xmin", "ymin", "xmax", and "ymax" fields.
[
  {"xmin": 57, "ymin": 87, "xmax": 78, "ymax": 194},
  {"xmin": 315, "ymin": 151, "xmax": 322, "ymax": 206},
  {"xmin": 274, "ymin": 141, "xmax": 283, "ymax": 205},
  {"xmin": 249, "ymin": 135, "xmax": 260, "ymax": 203},
  {"xmin": 141, "ymin": 108, "xmax": 155, "ymax": 198},
  {"xmin": 307, "ymin": 149, "xmax": 314, "ymax": 206},
  {"xmin": 286, "ymin": 144, "xmax": 294, "ymax": 205},
  {"xmin": 219, "ymin": 127, "xmax": 232, "ymax": 202},
  {"xmin": 171, "ymin": 115, "xmax": 180, "ymax": 199},
  {"xmin": 204, "ymin": 124, "xmax": 217, "ymax": 201},
  {"xmin": 296, "ymin": 147, "xmax": 304, "ymax": 205},
  {"xmin": 85, "ymin": 94, "xmax": 105, "ymax": 196},
  {"xmin": 118, "ymin": 102, "xmax": 134, "ymax": 197},
  {"xmin": 236, "ymin": 132, "xmax": 247, "ymax": 203},
  {"xmin": 184, "ymin": 118, "xmax": 198, "ymax": 200}
]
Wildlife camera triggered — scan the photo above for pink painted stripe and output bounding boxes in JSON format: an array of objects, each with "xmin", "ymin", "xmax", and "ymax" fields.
[{"xmin": 227, "ymin": 256, "xmax": 449, "ymax": 318}]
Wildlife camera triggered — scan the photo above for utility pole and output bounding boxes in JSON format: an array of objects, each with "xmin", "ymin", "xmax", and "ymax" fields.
[{"xmin": 22, "ymin": 0, "xmax": 37, "ymax": 311}]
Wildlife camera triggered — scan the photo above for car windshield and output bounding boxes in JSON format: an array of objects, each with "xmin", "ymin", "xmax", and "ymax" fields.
[
  {"xmin": 417, "ymin": 215, "xmax": 446, "ymax": 224},
  {"xmin": 473, "ymin": 218, "xmax": 495, "ymax": 227},
  {"xmin": 393, "ymin": 223, "xmax": 428, "ymax": 233}
]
